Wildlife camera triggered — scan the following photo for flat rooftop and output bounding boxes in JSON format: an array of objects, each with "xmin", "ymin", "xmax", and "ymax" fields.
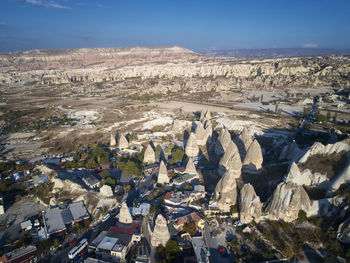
[{"xmin": 97, "ymin": 236, "xmax": 118, "ymax": 251}]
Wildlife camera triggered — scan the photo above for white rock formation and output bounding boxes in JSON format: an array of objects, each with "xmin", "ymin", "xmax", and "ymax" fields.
[
  {"xmin": 218, "ymin": 140, "xmax": 242, "ymax": 177},
  {"xmin": 194, "ymin": 122, "xmax": 208, "ymax": 146},
  {"xmin": 214, "ymin": 128, "xmax": 232, "ymax": 156},
  {"xmin": 239, "ymin": 183, "xmax": 262, "ymax": 224},
  {"xmin": 119, "ymin": 202, "xmax": 133, "ymax": 224},
  {"xmin": 118, "ymin": 134, "xmax": 129, "ymax": 149},
  {"xmin": 265, "ymin": 182, "xmax": 311, "ymax": 222},
  {"xmin": 215, "ymin": 170, "xmax": 238, "ymax": 212},
  {"xmin": 203, "ymin": 119, "xmax": 213, "ymax": 140},
  {"xmin": 298, "ymin": 139, "xmax": 350, "ymax": 164},
  {"xmin": 185, "ymin": 158, "xmax": 197, "ymax": 175},
  {"xmin": 185, "ymin": 133, "xmax": 199, "ymax": 157},
  {"xmin": 284, "ymin": 162, "xmax": 328, "ymax": 187},
  {"xmin": 151, "ymin": 214, "xmax": 170, "ymax": 247},
  {"xmin": 110, "ymin": 134, "xmax": 116, "ymax": 147},
  {"xmin": 157, "ymin": 161, "xmax": 169, "ymax": 184},
  {"xmin": 279, "ymin": 140, "xmax": 305, "ymax": 162},
  {"xmin": 143, "ymin": 144, "xmax": 156, "ymax": 164},
  {"xmin": 99, "ymin": 185, "xmax": 114, "ymax": 197},
  {"xmin": 234, "ymin": 127, "xmax": 253, "ymax": 160},
  {"xmin": 243, "ymin": 139, "xmax": 263, "ymax": 173}
]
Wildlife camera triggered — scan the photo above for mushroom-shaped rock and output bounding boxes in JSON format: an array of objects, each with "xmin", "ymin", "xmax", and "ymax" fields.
[
  {"xmin": 185, "ymin": 158, "xmax": 197, "ymax": 175},
  {"xmin": 243, "ymin": 139, "xmax": 263, "ymax": 173},
  {"xmin": 239, "ymin": 183, "xmax": 263, "ymax": 224},
  {"xmin": 157, "ymin": 161, "xmax": 169, "ymax": 184},
  {"xmin": 119, "ymin": 202, "xmax": 133, "ymax": 224},
  {"xmin": 265, "ymin": 182, "xmax": 311, "ymax": 222},
  {"xmin": 194, "ymin": 122, "xmax": 208, "ymax": 146},
  {"xmin": 234, "ymin": 127, "xmax": 253, "ymax": 160},
  {"xmin": 99, "ymin": 185, "xmax": 114, "ymax": 197},
  {"xmin": 118, "ymin": 134, "xmax": 129, "ymax": 149},
  {"xmin": 218, "ymin": 140, "xmax": 242, "ymax": 177},
  {"xmin": 215, "ymin": 128, "xmax": 232, "ymax": 156},
  {"xmin": 215, "ymin": 170, "xmax": 238, "ymax": 212},
  {"xmin": 151, "ymin": 214, "xmax": 170, "ymax": 247},
  {"xmin": 185, "ymin": 133, "xmax": 199, "ymax": 158},
  {"xmin": 143, "ymin": 144, "xmax": 156, "ymax": 164},
  {"xmin": 110, "ymin": 134, "xmax": 116, "ymax": 147}
]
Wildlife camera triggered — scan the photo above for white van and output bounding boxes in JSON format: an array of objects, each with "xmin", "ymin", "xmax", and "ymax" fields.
[{"xmin": 102, "ymin": 213, "xmax": 110, "ymax": 222}]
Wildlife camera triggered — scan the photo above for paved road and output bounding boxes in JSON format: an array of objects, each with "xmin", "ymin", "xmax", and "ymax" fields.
[{"xmin": 203, "ymin": 222, "xmax": 234, "ymax": 263}]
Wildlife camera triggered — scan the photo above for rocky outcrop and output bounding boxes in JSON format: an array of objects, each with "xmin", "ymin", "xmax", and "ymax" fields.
[
  {"xmin": 194, "ymin": 122, "xmax": 208, "ymax": 146},
  {"xmin": 118, "ymin": 134, "xmax": 129, "ymax": 149},
  {"xmin": 284, "ymin": 162, "xmax": 328, "ymax": 187},
  {"xmin": 214, "ymin": 128, "xmax": 232, "ymax": 156},
  {"xmin": 218, "ymin": 140, "xmax": 242, "ymax": 177},
  {"xmin": 203, "ymin": 120, "xmax": 213, "ymax": 141},
  {"xmin": 234, "ymin": 127, "xmax": 253, "ymax": 160},
  {"xmin": 215, "ymin": 170, "xmax": 238, "ymax": 212},
  {"xmin": 157, "ymin": 161, "xmax": 169, "ymax": 184},
  {"xmin": 239, "ymin": 183, "xmax": 263, "ymax": 224},
  {"xmin": 151, "ymin": 214, "xmax": 170, "ymax": 247},
  {"xmin": 265, "ymin": 182, "xmax": 311, "ymax": 222},
  {"xmin": 185, "ymin": 158, "xmax": 197, "ymax": 175},
  {"xmin": 185, "ymin": 133, "xmax": 199, "ymax": 157},
  {"xmin": 243, "ymin": 139, "xmax": 263, "ymax": 173},
  {"xmin": 279, "ymin": 140, "xmax": 304, "ymax": 162},
  {"xmin": 110, "ymin": 134, "xmax": 116, "ymax": 147},
  {"xmin": 298, "ymin": 139, "xmax": 350, "ymax": 164},
  {"xmin": 99, "ymin": 185, "xmax": 114, "ymax": 197},
  {"xmin": 119, "ymin": 202, "xmax": 133, "ymax": 224},
  {"xmin": 143, "ymin": 144, "xmax": 156, "ymax": 164}
]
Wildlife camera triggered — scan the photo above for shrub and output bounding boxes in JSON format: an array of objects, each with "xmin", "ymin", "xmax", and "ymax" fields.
[{"xmin": 297, "ymin": 210, "xmax": 307, "ymax": 222}]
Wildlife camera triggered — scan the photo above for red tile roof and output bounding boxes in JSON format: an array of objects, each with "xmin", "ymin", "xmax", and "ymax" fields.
[{"xmin": 109, "ymin": 221, "xmax": 141, "ymax": 235}]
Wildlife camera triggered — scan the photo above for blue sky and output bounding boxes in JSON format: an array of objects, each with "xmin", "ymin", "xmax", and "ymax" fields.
[{"xmin": 0, "ymin": 0, "xmax": 349, "ymax": 52}]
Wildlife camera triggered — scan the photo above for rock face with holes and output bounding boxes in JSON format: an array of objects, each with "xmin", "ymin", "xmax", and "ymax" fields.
[
  {"xmin": 118, "ymin": 134, "xmax": 129, "ymax": 149},
  {"xmin": 239, "ymin": 183, "xmax": 263, "ymax": 224},
  {"xmin": 119, "ymin": 202, "xmax": 133, "ymax": 224},
  {"xmin": 215, "ymin": 128, "xmax": 232, "ymax": 156},
  {"xmin": 215, "ymin": 170, "xmax": 238, "ymax": 212},
  {"xmin": 185, "ymin": 133, "xmax": 199, "ymax": 158},
  {"xmin": 157, "ymin": 161, "xmax": 169, "ymax": 184},
  {"xmin": 243, "ymin": 139, "xmax": 263, "ymax": 173},
  {"xmin": 218, "ymin": 140, "xmax": 242, "ymax": 177},
  {"xmin": 110, "ymin": 134, "xmax": 116, "ymax": 147},
  {"xmin": 235, "ymin": 127, "xmax": 253, "ymax": 160},
  {"xmin": 143, "ymin": 144, "xmax": 156, "ymax": 164},
  {"xmin": 265, "ymin": 181, "xmax": 311, "ymax": 222},
  {"xmin": 151, "ymin": 214, "xmax": 170, "ymax": 247}
]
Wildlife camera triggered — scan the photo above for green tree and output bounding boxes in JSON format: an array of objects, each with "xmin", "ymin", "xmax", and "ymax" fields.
[
  {"xmin": 326, "ymin": 111, "xmax": 331, "ymax": 122},
  {"xmin": 333, "ymin": 112, "xmax": 338, "ymax": 124},
  {"xmin": 298, "ymin": 209, "xmax": 307, "ymax": 222},
  {"xmin": 172, "ymin": 148, "xmax": 185, "ymax": 162},
  {"xmin": 100, "ymin": 170, "xmax": 110, "ymax": 179},
  {"xmin": 53, "ymin": 239, "xmax": 60, "ymax": 249},
  {"xmin": 165, "ymin": 240, "xmax": 181, "ymax": 261},
  {"xmin": 105, "ymin": 176, "xmax": 116, "ymax": 187}
]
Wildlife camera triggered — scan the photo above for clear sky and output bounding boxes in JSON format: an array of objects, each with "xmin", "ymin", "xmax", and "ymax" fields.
[{"xmin": 0, "ymin": 0, "xmax": 350, "ymax": 52}]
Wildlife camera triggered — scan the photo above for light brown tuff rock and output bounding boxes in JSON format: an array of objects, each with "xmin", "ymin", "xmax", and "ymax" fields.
[
  {"xmin": 215, "ymin": 170, "xmax": 238, "ymax": 212},
  {"xmin": 242, "ymin": 139, "xmax": 263, "ymax": 173},
  {"xmin": 264, "ymin": 181, "xmax": 311, "ymax": 222},
  {"xmin": 157, "ymin": 160, "xmax": 169, "ymax": 184},
  {"xmin": 239, "ymin": 183, "xmax": 262, "ymax": 224},
  {"xmin": 217, "ymin": 140, "xmax": 242, "ymax": 177},
  {"xmin": 185, "ymin": 133, "xmax": 199, "ymax": 158},
  {"xmin": 151, "ymin": 214, "xmax": 170, "ymax": 247}
]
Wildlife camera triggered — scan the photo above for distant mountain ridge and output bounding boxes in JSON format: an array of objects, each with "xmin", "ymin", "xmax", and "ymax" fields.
[{"xmin": 201, "ymin": 48, "xmax": 350, "ymax": 58}]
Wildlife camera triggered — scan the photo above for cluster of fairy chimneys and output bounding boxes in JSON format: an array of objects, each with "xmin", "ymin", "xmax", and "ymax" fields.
[
  {"xmin": 110, "ymin": 133, "xmax": 129, "ymax": 149},
  {"xmin": 143, "ymin": 142, "xmax": 198, "ymax": 185}
]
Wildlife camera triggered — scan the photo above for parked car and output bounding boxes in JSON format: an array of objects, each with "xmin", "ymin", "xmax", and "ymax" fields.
[{"xmin": 102, "ymin": 213, "xmax": 110, "ymax": 222}]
